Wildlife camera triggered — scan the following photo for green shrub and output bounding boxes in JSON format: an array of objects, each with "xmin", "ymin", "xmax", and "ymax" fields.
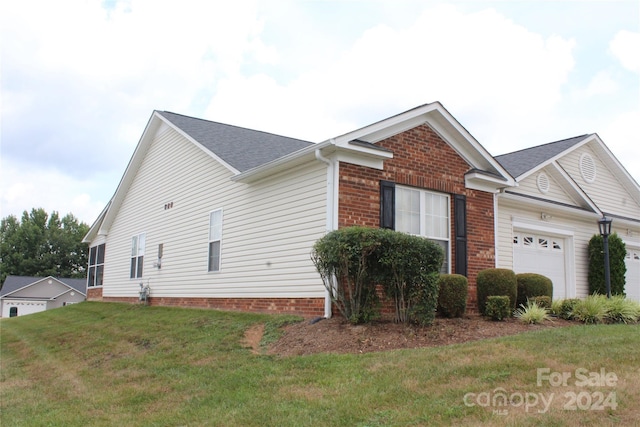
[
  {"xmin": 476, "ymin": 269, "xmax": 517, "ymax": 315},
  {"xmin": 603, "ymin": 295, "xmax": 640, "ymax": 324},
  {"xmin": 532, "ymin": 296, "xmax": 552, "ymax": 309},
  {"xmin": 572, "ymin": 295, "xmax": 608, "ymax": 324},
  {"xmin": 373, "ymin": 229, "xmax": 444, "ymax": 325},
  {"xmin": 514, "ymin": 299, "xmax": 551, "ymax": 324},
  {"xmin": 311, "ymin": 226, "xmax": 381, "ymax": 324},
  {"xmin": 311, "ymin": 226, "xmax": 444, "ymax": 325},
  {"xmin": 437, "ymin": 274, "xmax": 468, "ymax": 318},
  {"xmin": 485, "ymin": 296, "xmax": 511, "ymax": 321},
  {"xmin": 555, "ymin": 298, "xmax": 581, "ymax": 320},
  {"xmin": 516, "ymin": 273, "xmax": 553, "ymax": 307},
  {"xmin": 588, "ymin": 233, "xmax": 627, "ymax": 296}
]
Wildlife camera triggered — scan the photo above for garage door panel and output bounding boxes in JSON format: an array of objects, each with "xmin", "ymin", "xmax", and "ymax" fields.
[
  {"xmin": 626, "ymin": 248, "xmax": 640, "ymax": 302},
  {"xmin": 513, "ymin": 232, "xmax": 566, "ymax": 300}
]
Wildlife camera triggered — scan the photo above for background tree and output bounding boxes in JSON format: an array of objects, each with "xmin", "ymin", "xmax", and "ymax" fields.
[{"xmin": 0, "ymin": 208, "xmax": 90, "ymax": 286}]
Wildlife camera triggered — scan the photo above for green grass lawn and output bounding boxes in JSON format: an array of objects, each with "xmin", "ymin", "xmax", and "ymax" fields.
[{"xmin": 1, "ymin": 302, "xmax": 639, "ymax": 426}]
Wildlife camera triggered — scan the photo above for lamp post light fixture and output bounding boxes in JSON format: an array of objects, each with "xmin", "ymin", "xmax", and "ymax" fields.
[{"xmin": 598, "ymin": 216, "xmax": 613, "ymax": 298}]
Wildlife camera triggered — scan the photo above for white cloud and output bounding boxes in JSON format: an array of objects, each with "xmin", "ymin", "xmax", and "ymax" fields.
[
  {"xmin": 1, "ymin": 0, "xmax": 638, "ymax": 224},
  {"xmin": 584, "ymin": 71, "xmax": 619, "ymax": 97},
  {"xmin": 610, "ymin": 30, "xmax": 640, "ymax": 73},
  {"xmin": 0, "ymin": 163, "xmax": 109, "ymax": 224},
  {"xmin": 206, "ymin": 4, "xmax": 577, "ymax": 152}
]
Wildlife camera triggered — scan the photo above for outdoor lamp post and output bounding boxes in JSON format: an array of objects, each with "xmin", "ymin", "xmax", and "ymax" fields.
[{"xmin": 598, "ymin": 216, "xmax": 613, "ymax": 298}]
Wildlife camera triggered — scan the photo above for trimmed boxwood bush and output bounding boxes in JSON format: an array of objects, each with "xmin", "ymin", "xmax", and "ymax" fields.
[
  {"xmin": 311, "ymin": 226, "xmax": 444, "ymax": 325},
  {"xmin": 311, "ymin": 226, "xmax": 382, "ymax": 323},
  {"xmin": 485, "ymin": 296, "xmax": 511, "ymax": 321},
  {"xmin": 437, "ymin": 274, "xmax": 468, "ymax": 318},
  {"xmin": 373, "ymin": 229, "xmax": 444, "ymax": 325},
  {"xmin": 476, "ymin": 268, "xmax": 517, "ymax": 316},
  {"xmin": 516, "ymin": 273, "xmax": 553, "ymax": 307}
]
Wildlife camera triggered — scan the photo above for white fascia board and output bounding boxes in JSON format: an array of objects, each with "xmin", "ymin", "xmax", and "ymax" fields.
[
  {"xmin": 465, "ymin": 172, "xmax": 510, "ymax": 193},
  {"xmin": 500, "ymin": 191, "xmax": 602, "ymax": 218},
  {"xmin": 232, "ymin": 140, "xmax": 332, "ymax": 183}
]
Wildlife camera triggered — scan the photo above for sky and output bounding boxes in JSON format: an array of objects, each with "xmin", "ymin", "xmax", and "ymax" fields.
[{"xmin": 1, "ymin": 0, "xmax": 639, "ymax": 225}]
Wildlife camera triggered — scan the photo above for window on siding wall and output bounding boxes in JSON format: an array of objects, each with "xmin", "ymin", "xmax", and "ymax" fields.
[
  {"xmin": 130, "ymin": 233, "xmax": 145, "ymax": 279},
  {"xmin": 208, "ymin": 209, "xmax": 223, "ymax": 272},
  {"xmin": 396, "ymin": 186, "xmax": 450, "ymax": 273},
  {"xmin": 87, "ymin": 243, "xmax": 106, "ymax": 287}
]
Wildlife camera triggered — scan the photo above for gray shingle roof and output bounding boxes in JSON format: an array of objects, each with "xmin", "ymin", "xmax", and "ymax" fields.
[
  {"xmin": 158, "ymin": 111, "xmax": 314, "ymax": 172},
  {"xmin": 495, "ymin": 135, "xmax": 591, "ymax": 178},
  {"xmin": 1, "ymin": 275, "xmax": 86, "ymax": 297}
]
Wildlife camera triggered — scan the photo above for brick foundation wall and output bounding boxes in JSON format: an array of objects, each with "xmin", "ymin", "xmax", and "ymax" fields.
[
  {"xmin": 87, "ymin": 287, "xmax": 103, "ymax": 300},
  {"xmin": 338, "ymin": 124, "xmax": 496, "ymax": 311},
  {"xmin": 101, "ymin": 296, "xmax": 325, "ymax": 317}
]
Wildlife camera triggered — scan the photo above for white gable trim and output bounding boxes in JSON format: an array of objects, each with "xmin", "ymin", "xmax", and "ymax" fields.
[
  {"xmin": 329, "ymin": 102, "xmax": 515, "ymax": 188},
  {"xmin": 546, "ymin": 162, "xmax": 600, "ymax": 212}
]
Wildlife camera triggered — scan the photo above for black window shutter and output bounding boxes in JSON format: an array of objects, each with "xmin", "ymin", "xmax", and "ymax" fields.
[
  {"xmin": 454, "ymin": 194, "xmax": 467, "ymax": 276},
  {"xmin": 380, "ymin": 180, "xmax": 395, "ymax": 229}
]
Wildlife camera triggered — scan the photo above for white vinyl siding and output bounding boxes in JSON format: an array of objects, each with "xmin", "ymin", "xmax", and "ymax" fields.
[
  {"xmin": 509, "ymin": 169, "xmax": 578, "ymax": 206},
  {"xmin": 558, "ymin": 145, "xmax": 640, "ymax": 219},
  {"xmin": 99, "ymin": 123, "xmax": 327, "ymax": 299}
]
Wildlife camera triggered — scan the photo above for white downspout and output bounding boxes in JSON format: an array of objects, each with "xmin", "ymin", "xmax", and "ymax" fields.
[{"xmin": 315, "ymin": 143, "xmax": 336, "ymax": 318}]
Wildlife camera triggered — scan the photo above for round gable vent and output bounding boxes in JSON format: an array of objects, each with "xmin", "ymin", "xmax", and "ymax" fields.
[
  {"xmin": 537, "ymin": 172, "xmax": 550, "ymax": 193},
  {"xmin": 580, "ymin": 153, "xmax": 596, "ymax": 183}
]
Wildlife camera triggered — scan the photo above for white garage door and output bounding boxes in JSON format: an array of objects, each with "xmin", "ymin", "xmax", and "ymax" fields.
[
  {"xmin": 513, "ymin": 232, "xmax": 566, "ymax": 300},
  {"xmin": 625, "ymin": 247, "xmax": 640, "ymax": 302}
]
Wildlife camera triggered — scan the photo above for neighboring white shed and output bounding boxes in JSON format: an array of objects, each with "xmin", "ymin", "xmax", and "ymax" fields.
[{"xmin": 0, "ymin": 276, "xmax": 86, "ymax": 317}]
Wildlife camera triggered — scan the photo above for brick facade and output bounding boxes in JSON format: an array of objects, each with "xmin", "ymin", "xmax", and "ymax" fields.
[
  {"xmin": 100, "ymin": 296, "xmax": 325, "ymax": 317},
  {"xmin": 338, "ymin": 124, "xmax": 496, "ymax": 310},
  {"xmin": 87, "ymin": 287, "xmax": 103, "ymax": 300}
]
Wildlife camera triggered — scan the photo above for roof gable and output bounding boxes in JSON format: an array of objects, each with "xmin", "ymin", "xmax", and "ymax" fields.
[
  {"xmin": 84, "ymin": 111, "xmax": 316, "ymax": 241},
  {"xmin": 497, "ymin": 133, "xmax": 640, "ymax": 222},
  {"xmin": 331, "ymin": 102, "xmax": 516, "ymax": 192},
  {"xmin": 495, "ymin": 135, "xmax": 591, "ymax": 179},
  {"xmin": 1, "ymin": 275, "xmax": 86, "ymax": 298}
]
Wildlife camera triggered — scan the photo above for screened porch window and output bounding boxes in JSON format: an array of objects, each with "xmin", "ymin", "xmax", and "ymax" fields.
[{"xmin": 87, "ymin": 243, "xmax": 105, "ymax": 287}]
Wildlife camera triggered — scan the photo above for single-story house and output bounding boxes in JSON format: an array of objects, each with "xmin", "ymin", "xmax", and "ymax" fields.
[
  {"xmin": 1, "ymin": 275, "xmax": 87, "ymax": 317},
  {"xmin": 83, "ymin": 102, "xmax": 640, "ymax": 317}
]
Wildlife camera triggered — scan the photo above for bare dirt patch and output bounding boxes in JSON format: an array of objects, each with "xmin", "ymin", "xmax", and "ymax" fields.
[
  {"xmin": 242, "ymin": 323, "xmax": 265, "ymax": 355},
  {"xmin": 267, "ymin": 315, "xmax": 576, "ymax": 357}
]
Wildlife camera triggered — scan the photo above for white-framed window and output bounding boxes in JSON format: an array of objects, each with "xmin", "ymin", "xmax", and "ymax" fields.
[
  {"xmin": 208, "ymin": 209, "xmax": 223, "ymax": 272},
  {"xmin": 130, "ymin": 233, "xmax": 145, "ymax": 279},
  {"xmin": 87, "ymin": 243, "xmax": 105, "ymax": 287},
  {"xmin": 396, "ymin": 186, "xmax": 450, "ymax": 273}
]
